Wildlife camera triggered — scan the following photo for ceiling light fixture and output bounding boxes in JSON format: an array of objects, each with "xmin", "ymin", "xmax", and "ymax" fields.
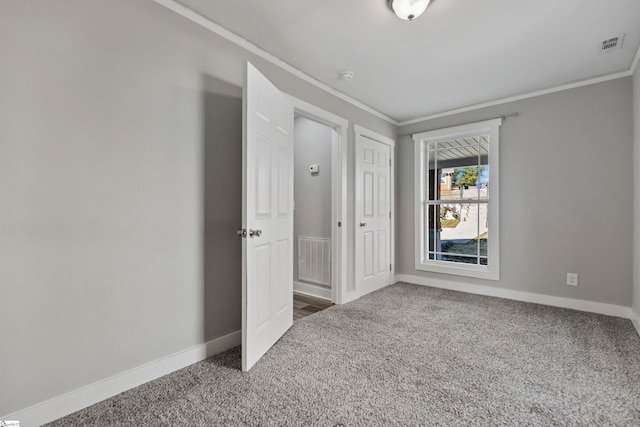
[{"xmin": 388, "ymin": 0, "xmax": 431, "ymax": 21}]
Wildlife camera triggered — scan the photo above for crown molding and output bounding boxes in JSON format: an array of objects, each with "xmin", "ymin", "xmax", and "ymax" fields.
[
  {"xmin": 631, "ymin": 42, "xmax": 640, "ymax": 76},
  {"xmin": 398, "ymin": 69, "xmax": 633, "ymax": 127},
  {"xmin": 152, "ymin": 0, "xmax": 398, "ymax": 125},
  {"xmin": 154, "ymin": 0, "xmax": 640, "ymax": 129}
]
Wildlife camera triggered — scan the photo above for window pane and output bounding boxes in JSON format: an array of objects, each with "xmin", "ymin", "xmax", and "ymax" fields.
[
  {"xmin": 427, "ymin": 136, "xmax": 489, "ymax": 202},
  {"xmin": 437, "ymin": 254, "xmax": 488, "ymax": 266},
  {"xmin": 425, "ymin": 202, "xmax": 488, "ymax": 266},
  {"xmin": 427, "ymin": 167, "xmax": 438, "ymax": 201},
  {"xmin": 438, "ymin": 254, "xmax": 479, "ymax": 265},
  {"xmin": 436, "ymin": 137, "xmax": 479, "ymax": 154},
  {"xmin": 478, "ymin": 165, "xmax": 489, "ymax": 201},
  {"xmin": 441, "ymin": 239, "xmax": 478, "ymax": 257}
]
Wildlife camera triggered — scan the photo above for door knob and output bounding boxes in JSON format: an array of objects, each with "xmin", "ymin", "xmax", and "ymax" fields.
[
  {"xmin": 249, "ymin": 229, "xmax": 262, "ymax": 238},
  {"xmin": 236, "ymin": 229, "xmax": 247, "ymax": 238},
  {"xmin": 359, "ymin": 222, "xmax": 367, "ymax": 227}
]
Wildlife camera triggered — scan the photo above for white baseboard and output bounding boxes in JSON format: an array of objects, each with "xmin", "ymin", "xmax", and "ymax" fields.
[
  {"xmin": 395, "ymin": 274, "xmax": 634, "ymax": 319},
  {"xmin": 3, "ymin": 330, "xmax": 241, "ymax": 427},
  {"xmin": 294, "ymin": 281, "xmax": 332, "ymax": 301},
  {"xmin": 631, "ymin": 309, "xmax": 640, "ymax": 337}
]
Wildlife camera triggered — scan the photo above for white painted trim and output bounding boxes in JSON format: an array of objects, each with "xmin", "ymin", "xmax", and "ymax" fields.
[
  {"xmin": 290, "ymin": 96, "xmax": 349, "ymax": 305},
  {"xmin": 353, "ymin": 125, "xmax": 396, "ymax": 148},
  {"xmin": 399, "ymin": 70, "xmax": 632, "ymax": 126},
  {"xmin": 293, "ymin": 282, "xmax": 332, "ymax": 301},
  {"xmin": 395, "ymin": 274, "xmax": 633, "ymax": 319},
  {"xmin": 152, "ymin": 0, "xmax": 397, "ymax": 125},
  {"xmin": 334, "ymin": 125, "xmax": 348, "ymax": 305},
  {"xmin": 631, "ymin": 43, "xmax": 640, "ymax": 76},
  {"xmin": 290, "ymin": 96, "xmax": 348, "ymax": 130},
  {"xmin": 354, "ymin": 125, "xmax": 396, "ymax": 299},
  {"xmin": 2, "ymin": 331, "xmax": 241, "ymax": 427},
  {"xmin": 632, "ymin": 309, "xmax": 640, "ymax": 337}
]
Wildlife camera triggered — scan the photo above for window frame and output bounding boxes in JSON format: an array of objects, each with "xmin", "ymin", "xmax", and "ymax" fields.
[{"xmin": 413, "ymin": 118, "xmax": 501, "ymax": 281}]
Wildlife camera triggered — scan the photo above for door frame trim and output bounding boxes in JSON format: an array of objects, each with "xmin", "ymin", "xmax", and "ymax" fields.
[
  {"xmin": 289, "ymin": 96, "xmax": 348, "ymax": 305},
  {"xmin": 353, "ymin": 125, "xmax": 396, "ymax": 299}
]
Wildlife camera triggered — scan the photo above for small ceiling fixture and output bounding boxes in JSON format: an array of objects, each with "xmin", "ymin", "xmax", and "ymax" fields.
[
  {"xmin": 388, "ymin": 0, "xmax": 431, "ymax": 21},
  {"xmin": 339, "ymin": 71, "xmax": 354, "ymax": 81}
]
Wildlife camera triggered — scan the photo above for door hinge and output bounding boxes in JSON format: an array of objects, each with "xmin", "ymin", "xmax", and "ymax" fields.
[
  {"xmin": 338, "ymin": 221, "xmax": 342, "ymax": 227},
  {"xmin": 389, "ymin": 211, "xmax": 391, "ymax": 219},
  {"xmin": 389, "ymin": 159, "xmax": 391, "ymax": 167},
  {"xmin": 390, "ymin": 263, "xmax": 392, "ymax": 271}
]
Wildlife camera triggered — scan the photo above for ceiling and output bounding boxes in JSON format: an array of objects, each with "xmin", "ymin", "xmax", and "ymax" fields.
[{"xmin": 175, "ymin": 0, "xmax": 640, "ymax": 123}]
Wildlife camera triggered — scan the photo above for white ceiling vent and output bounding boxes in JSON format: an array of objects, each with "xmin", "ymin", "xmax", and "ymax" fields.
[{"xmin": 598, "ymin": 34, "xmax": 624, "ymax": 55}]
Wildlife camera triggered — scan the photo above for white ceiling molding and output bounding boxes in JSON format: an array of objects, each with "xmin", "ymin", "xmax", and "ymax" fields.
[
  {"xmin": 398, "ymin": 69, "xmax": 634, "ymax": 127},
  {"xmin": 152, "ymin": 0, "xmax": 398, "ymax": 125},
  {"xmin": 631, "ymin": 43, "xmax": 640, "ymax": 75},
  {"xmin": 155, "ymin": 0, "xmax": 639, "ymax": 128}
]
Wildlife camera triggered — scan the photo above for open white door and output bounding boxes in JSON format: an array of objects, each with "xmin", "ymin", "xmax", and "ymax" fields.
[{"xmin": 242, "ymin": 62, "xmax": 294, "ymax": 371}]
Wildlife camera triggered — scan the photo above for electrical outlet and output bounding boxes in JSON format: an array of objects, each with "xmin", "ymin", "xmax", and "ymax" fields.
[{"xmin": 566, "ymin": 273, "xmax": 578, "ymax": 287}]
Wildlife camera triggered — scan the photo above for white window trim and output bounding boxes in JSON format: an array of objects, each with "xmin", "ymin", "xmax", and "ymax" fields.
[{"xmin": 413, "ymin": 118, "xmax": 501, "ymax": 281}]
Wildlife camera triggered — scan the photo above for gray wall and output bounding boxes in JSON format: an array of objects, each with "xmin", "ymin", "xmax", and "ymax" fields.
[
  {"xmin": 397, "ymin": 77, "xmax": 634, "ymax": 307},
  {"xmin": 0, "ymin": 0, "xmax": 396, "ymax": 415},
  {"xmin": 293, "ymin": 117, "xmax": 333, "ymax": 286},
  {"xmin": 203, "ymin": 77, "xmax": 242, "ymax": 342},
  {"xmin": 634, "ymin": 67, "xmax": 640, "ymax": 316}
]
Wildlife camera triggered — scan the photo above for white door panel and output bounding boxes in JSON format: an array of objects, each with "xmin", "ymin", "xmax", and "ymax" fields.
[
  {"xmin": 364, "ymin": 172, "xmax": 374, "ymax": 217},
  {"xmin": 363, "ymin": 231, "xmax": 374, "ymax": 278},
  {"xmin": 243, "ymin": 62, "xmax": 293, "ymax": 371},
  {"xmin": 378, "ymin": 230, "xmax": 387, "ymax": 273}
]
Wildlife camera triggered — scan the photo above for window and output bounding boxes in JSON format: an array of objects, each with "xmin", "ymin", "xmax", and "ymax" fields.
[{"xmin": 413, "ymin": 118, "xmax": 501, "ymax": 280}]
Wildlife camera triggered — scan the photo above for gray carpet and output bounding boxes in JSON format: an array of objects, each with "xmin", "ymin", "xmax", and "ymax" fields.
[{"xmin": 47, "ymin": 283, "xmax": 640, "ymax": 426}]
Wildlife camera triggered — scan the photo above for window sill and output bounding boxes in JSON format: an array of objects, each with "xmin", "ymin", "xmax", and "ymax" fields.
[{"xmin": 415, "ymin": 261, "xmax": 499, "ymax": 281}]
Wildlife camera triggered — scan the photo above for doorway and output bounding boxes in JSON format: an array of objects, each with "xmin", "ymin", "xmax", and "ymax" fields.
[
  {"xmin": 293, "ymin": 116, "xmax": 334, "ymax": 301},
  {"xmin": 290, "ymin": 97, "xmax": 348, "ymax": 305}
]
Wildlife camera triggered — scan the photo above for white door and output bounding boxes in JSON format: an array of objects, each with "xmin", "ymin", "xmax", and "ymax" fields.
[
  {"xmin": 355, "ymin": 126, "xmax": 394, "ymax": 296},
  {"xmin": 242, "ymin": 62, "xmax": 294, "ymax": 371}
]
